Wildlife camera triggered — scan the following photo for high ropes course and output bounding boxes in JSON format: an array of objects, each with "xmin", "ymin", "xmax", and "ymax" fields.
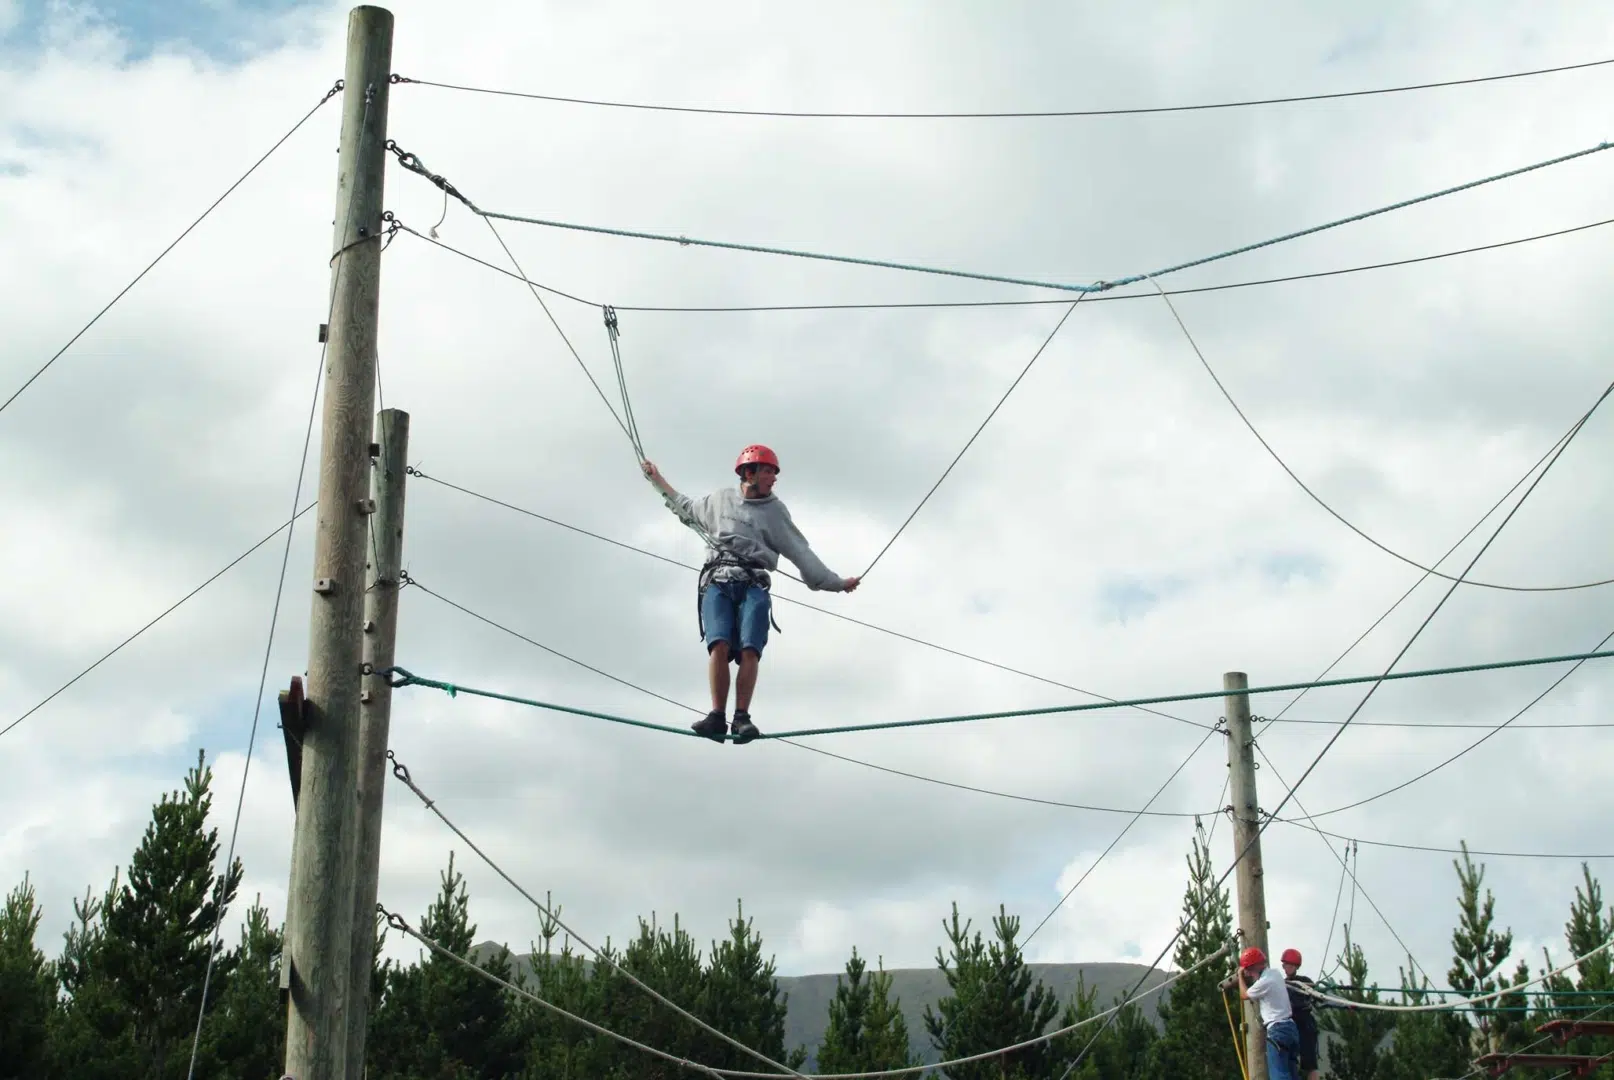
[{"xmin": 5, "ymin": 12, "xmax": 1614, "ymax": 1079}]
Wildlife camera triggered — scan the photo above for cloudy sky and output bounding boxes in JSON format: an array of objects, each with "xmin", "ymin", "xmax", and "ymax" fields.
[{"xmin": 2, "ymin": 0, "xmax": 1612, "ymax": 1009}]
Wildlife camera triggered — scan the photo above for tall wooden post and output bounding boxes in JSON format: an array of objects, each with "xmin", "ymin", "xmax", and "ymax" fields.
[
  {"xmin": 1225, "ymin": 671, "xmax": 1270, "ymax": 1080},
  {"xmin": 346, "ymin": 408, "xmax": 409, "ymax": 1073},
  {"xmin": 284, "ymin": 7, "xmax": 393, "ymax": 1079}
]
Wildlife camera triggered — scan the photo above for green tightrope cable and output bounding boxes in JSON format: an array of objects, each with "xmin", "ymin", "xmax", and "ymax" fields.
[{"xmin": 385, "ymin": 647, "xmax": 1614, "ymax": 742}]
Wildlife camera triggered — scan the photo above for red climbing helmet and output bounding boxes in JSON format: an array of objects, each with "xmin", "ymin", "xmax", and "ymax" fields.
[
  {"xmin": 1239, "ymin": 947, "xmax": 1267, "ymax": 970},
  {"xmin": 1281, "ymin": 948, "xmax": 1302, "ymax": 966},
  {"xmin": 735, "ymin": 444, "xmax": 780, "ymax": 475}
]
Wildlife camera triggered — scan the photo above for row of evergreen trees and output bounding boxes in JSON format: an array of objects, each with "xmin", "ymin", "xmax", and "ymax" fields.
[{"xmin": 1, "ymin": 750, "xmax": 1609, "ymax": 1078}]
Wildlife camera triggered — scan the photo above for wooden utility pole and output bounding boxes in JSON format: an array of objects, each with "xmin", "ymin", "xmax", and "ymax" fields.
[
  {"xmin": 1225, "ymin": 670, "xmax": 1270, "ymax": 1080},
  {"xmin": 283, "ymin": 7, "xmax": 393, "ymax": 1080},
  {"xmin": 346, "ymin": 408, "xmax": 409, "ymax": 1074}
]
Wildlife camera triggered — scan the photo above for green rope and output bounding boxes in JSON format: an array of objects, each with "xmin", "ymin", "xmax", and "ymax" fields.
[{"xmin": 385, "ymin": 647, "xmax": 1614, "ymax": 741}]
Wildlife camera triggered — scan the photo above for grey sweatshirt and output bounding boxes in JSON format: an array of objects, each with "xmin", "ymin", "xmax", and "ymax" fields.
[{"xmin": 663, "ymin": 487, "xmax": 846, "ymax": 592}]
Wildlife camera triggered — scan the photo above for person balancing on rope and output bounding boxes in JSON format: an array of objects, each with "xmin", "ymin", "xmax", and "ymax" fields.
[{"xmin": 642, "ymin": 445, "xmax": 860, "ymax": 745}]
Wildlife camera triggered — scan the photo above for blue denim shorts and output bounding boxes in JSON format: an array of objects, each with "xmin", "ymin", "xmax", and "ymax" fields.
[{"xmin": 701, "ymin": 581, "xmax": 771, "ymax": 662}]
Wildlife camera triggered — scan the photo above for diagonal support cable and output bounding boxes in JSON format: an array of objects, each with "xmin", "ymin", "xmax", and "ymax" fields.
[{"xmin": 1, "ymin": 81, "xmax": 344, "ymax": 419}]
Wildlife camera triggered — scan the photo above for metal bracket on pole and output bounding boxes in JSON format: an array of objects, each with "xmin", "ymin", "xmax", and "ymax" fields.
[{"xmin": 279, "ymin": 675, "xmax": 308, "ymax": 809}]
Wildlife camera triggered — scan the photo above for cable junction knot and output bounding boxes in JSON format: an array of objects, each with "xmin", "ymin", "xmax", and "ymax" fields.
[
  {"xmin": 397, "ymin": 569, "xmax": 416, "ymax": 590},
  {"xmin": 324, "ymin": 79, "xmax": 345, "ymax": 101},
  {"xmin": 603, "ymin": 304, "xmax": 620, "ymax": 339},
  {"xmin": 377, "ymin": 903, "xmax": 410, "ymax": 934},
  {"xmin": 385, "ymin": 749, "xmax": 418, "ymax": 790},
  {"xmin": 385, "ymin": 140, "xmax": 479, "ymax": 214}
]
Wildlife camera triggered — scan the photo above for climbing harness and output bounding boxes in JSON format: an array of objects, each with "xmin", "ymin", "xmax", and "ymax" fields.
[{"xmin": 694, "ymin": 550, "xmax": 783, "ymax": 645}]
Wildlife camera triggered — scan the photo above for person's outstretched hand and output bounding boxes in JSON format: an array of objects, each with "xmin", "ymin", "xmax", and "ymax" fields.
[
  {"xmin": 642, "ymin": 460, "xmax": 664, "ymax": 486},
  {"xmin": 843, "ymin": 576, "xmax": 861, "ymax": 592}
]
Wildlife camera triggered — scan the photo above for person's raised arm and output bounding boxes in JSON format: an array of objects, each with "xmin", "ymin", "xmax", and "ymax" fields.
[
  {"xmin": 644, "ymin": 460, "xmax": 717, "ymax": 537},
  {"xmin": 642, "ymin": 460, "xmax": 676, "ymax": 498}
]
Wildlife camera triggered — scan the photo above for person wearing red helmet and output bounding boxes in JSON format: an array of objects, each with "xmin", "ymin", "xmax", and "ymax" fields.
[
  {"xmin": 642, "ymin": 445, "xmax": 860, "ymax": 744},
  {"xmin": 1230, "ymin": 946, "xmax": 1301, "ymax": 1080},
  {"xmin": 1280, "ymin": 948, "xmax": 1320, "ymax": 1080}
]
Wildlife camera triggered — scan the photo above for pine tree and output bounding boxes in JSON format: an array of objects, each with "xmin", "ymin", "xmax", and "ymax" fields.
[
  {"xmin": 1448, "ymin": 842, "xmax": 1513, "ymax": 1055},
  {"xmin": 1376, "ymin": 957, "xmax": 1471, "ymax": 1080},
  {"xmin": 1144, "ymin": 825, "xmax": 1239, "ymax": 1080},
  {"xmin": 194, "ymin": 896, "xmax": 285, "ymax": 1078},
  {"xmin": 819, "ymin": 948, "xmax": 919, "ymax": 1074},
  {"xmin": 0, "ymin": 874, "xmax": 56, "ymax": 1080},
  {"xmin": 922, "ymin": 903, "xmax": 1061, "ymax": 1080},
  {"xmin": 701, "ymin": 900, "xmax": 808, "ymax": 1074},
  {"xmin": 517, "ymin": 895, "xmax": 603, "ymax": 1080},
  {"xmin": 864, "ymin": 956, "xmax": 919, "ymax": 1073},
  {"xmin": 1052, "ymin": 974, "xmax": 1154, "ymax": 1080},
  {"xmin": 1564, "ymin": 864, "xmax": 1613, "ymax": 995},
  {"xmin": 1318, "ymin": 927, "xmax": 1393, "ymax": 1080},
  {"xmin": 46, "ymin": 877, "xmax": 140, "ymax": 1080},
  {"xmin": 1543, "ymin": 866, "xmax": 1614, "ymax": 1075},
  {"xmin": 367, "ymin": 851, "xmax": 525, "ymax": 1080},
  {"xmin": 599, "ymin": 910, "xmax": 710, "ymax": 1080},
  {"xmin": 818, "ymin": 947, "xmax": 874, "ymax": 1073},
  {"xmin": 49, "ymin": 750, "xmax": 242, "ymax": 1080}
]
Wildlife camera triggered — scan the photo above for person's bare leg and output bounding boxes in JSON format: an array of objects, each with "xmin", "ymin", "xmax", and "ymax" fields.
[
  {"xmin": 736, "ymin": 649, "xmax": 760, "ymax": 713},
  {"xmin": 708, "ymin": 642, "xmax": 731, "ymax": 713}
]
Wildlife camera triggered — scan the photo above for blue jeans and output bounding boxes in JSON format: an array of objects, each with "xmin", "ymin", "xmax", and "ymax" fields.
[
  {"xmin": 701, "ymin": 581, "xmax": 771, "ymax": 662},
  {"xmin": 1265, "ymin": 1019, "xmax": 1300, "ymax": 1080}
]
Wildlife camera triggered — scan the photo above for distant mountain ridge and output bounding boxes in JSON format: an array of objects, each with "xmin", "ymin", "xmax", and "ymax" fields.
[{"xmin": 478, "ymin": 944, "xmax": 1174, "ymax": 1068}]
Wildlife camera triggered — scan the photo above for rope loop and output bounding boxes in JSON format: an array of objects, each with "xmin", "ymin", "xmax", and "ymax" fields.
[{"xmin": 386, "ymin": 749, "xmax": 413, "ymax": 786}]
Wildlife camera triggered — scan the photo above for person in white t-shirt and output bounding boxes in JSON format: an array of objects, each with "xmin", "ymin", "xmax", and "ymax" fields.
[{"xmin": 1237, "ymin": 946, "xmax": 1301, "ymax": 1080}]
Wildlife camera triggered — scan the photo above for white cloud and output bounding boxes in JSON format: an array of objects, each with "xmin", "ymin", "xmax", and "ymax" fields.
[{"xmin": 2, "ymin": 0, "xmax": 1613, "ymax": 1007}]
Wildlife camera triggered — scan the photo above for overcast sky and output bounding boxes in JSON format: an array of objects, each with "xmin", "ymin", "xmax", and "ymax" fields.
[{"xmin": 2, "ymin": 0, "xmax": 1612, "ymax": 1004}]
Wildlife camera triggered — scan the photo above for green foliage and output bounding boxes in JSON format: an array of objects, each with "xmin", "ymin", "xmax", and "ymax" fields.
[
  {"xmin": 1542, "ymin": 866, "xmax": 1614, "ymax": 1078},
  {"xmin": 49, "ymin": 750, "xmax": 241, "ymax": 1080},
  {"xmin": 1376, "ymin": 958, "xmax": 1472, "ymax": 1080},
  {"xmin": 1145, "ymin": 824, "xmax": 1239, "ymax": 1080},
  {"xmin": 922, "ymin": 902, "xmax": 1061, "ymax": 1080},
  {"xmin": 1447, "ymin": 842, "xmax": 1514, "ymax": 1054},
  {"xmin": 515, "ymin": 896, "xmax": 604, "ymax": 1080},
  {"xmin": 0, "ymin": 874, "xmax": 56, "ymax": 1080},
  {"xmin": 194, "ymin": 896, "xmax": 285, "ymax": 1079},
  {"xmin": 1318, "ymin": 927, "xmax": 1393, "ymax": 1080},
  {"xmin": 1053, "ymin": 973, "xmax": 1155, "ymax": 1080},
  {"xmin": 1564, "ymin": 864, "xmax": 1614, "ymax": 996},
  {"xmin": 22, "ymin": 750, "xmax": 1614, "ymax": 1080},
  {"xmin": 702, "ymin": 901, "xmax": 808, "ymax": 1074},
  {"xmin": 819, "ymin": 948, "xmax": 918, "ymax": 1075},
  {"xmin": 863, "ymin": 957, "xmax": 919, "ymax": 1073},
  {"xmin": 368, "ymin": 851, "xmax": 526, "ymax": 1079}
]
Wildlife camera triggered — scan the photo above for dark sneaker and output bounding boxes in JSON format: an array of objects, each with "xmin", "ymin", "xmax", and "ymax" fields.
[
  {"xmin": 692, "ymin": 711, "xmax": 727, "ymax": 743},
  {"xmin": 730, "ymin": 711, "xmax": 760, "ymax": 745}
]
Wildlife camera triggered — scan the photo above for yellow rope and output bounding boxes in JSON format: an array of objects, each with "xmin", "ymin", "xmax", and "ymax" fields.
[{"xmin": 1222, "ymin": 988, "xmax": 1251, "ymax": 1080}]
